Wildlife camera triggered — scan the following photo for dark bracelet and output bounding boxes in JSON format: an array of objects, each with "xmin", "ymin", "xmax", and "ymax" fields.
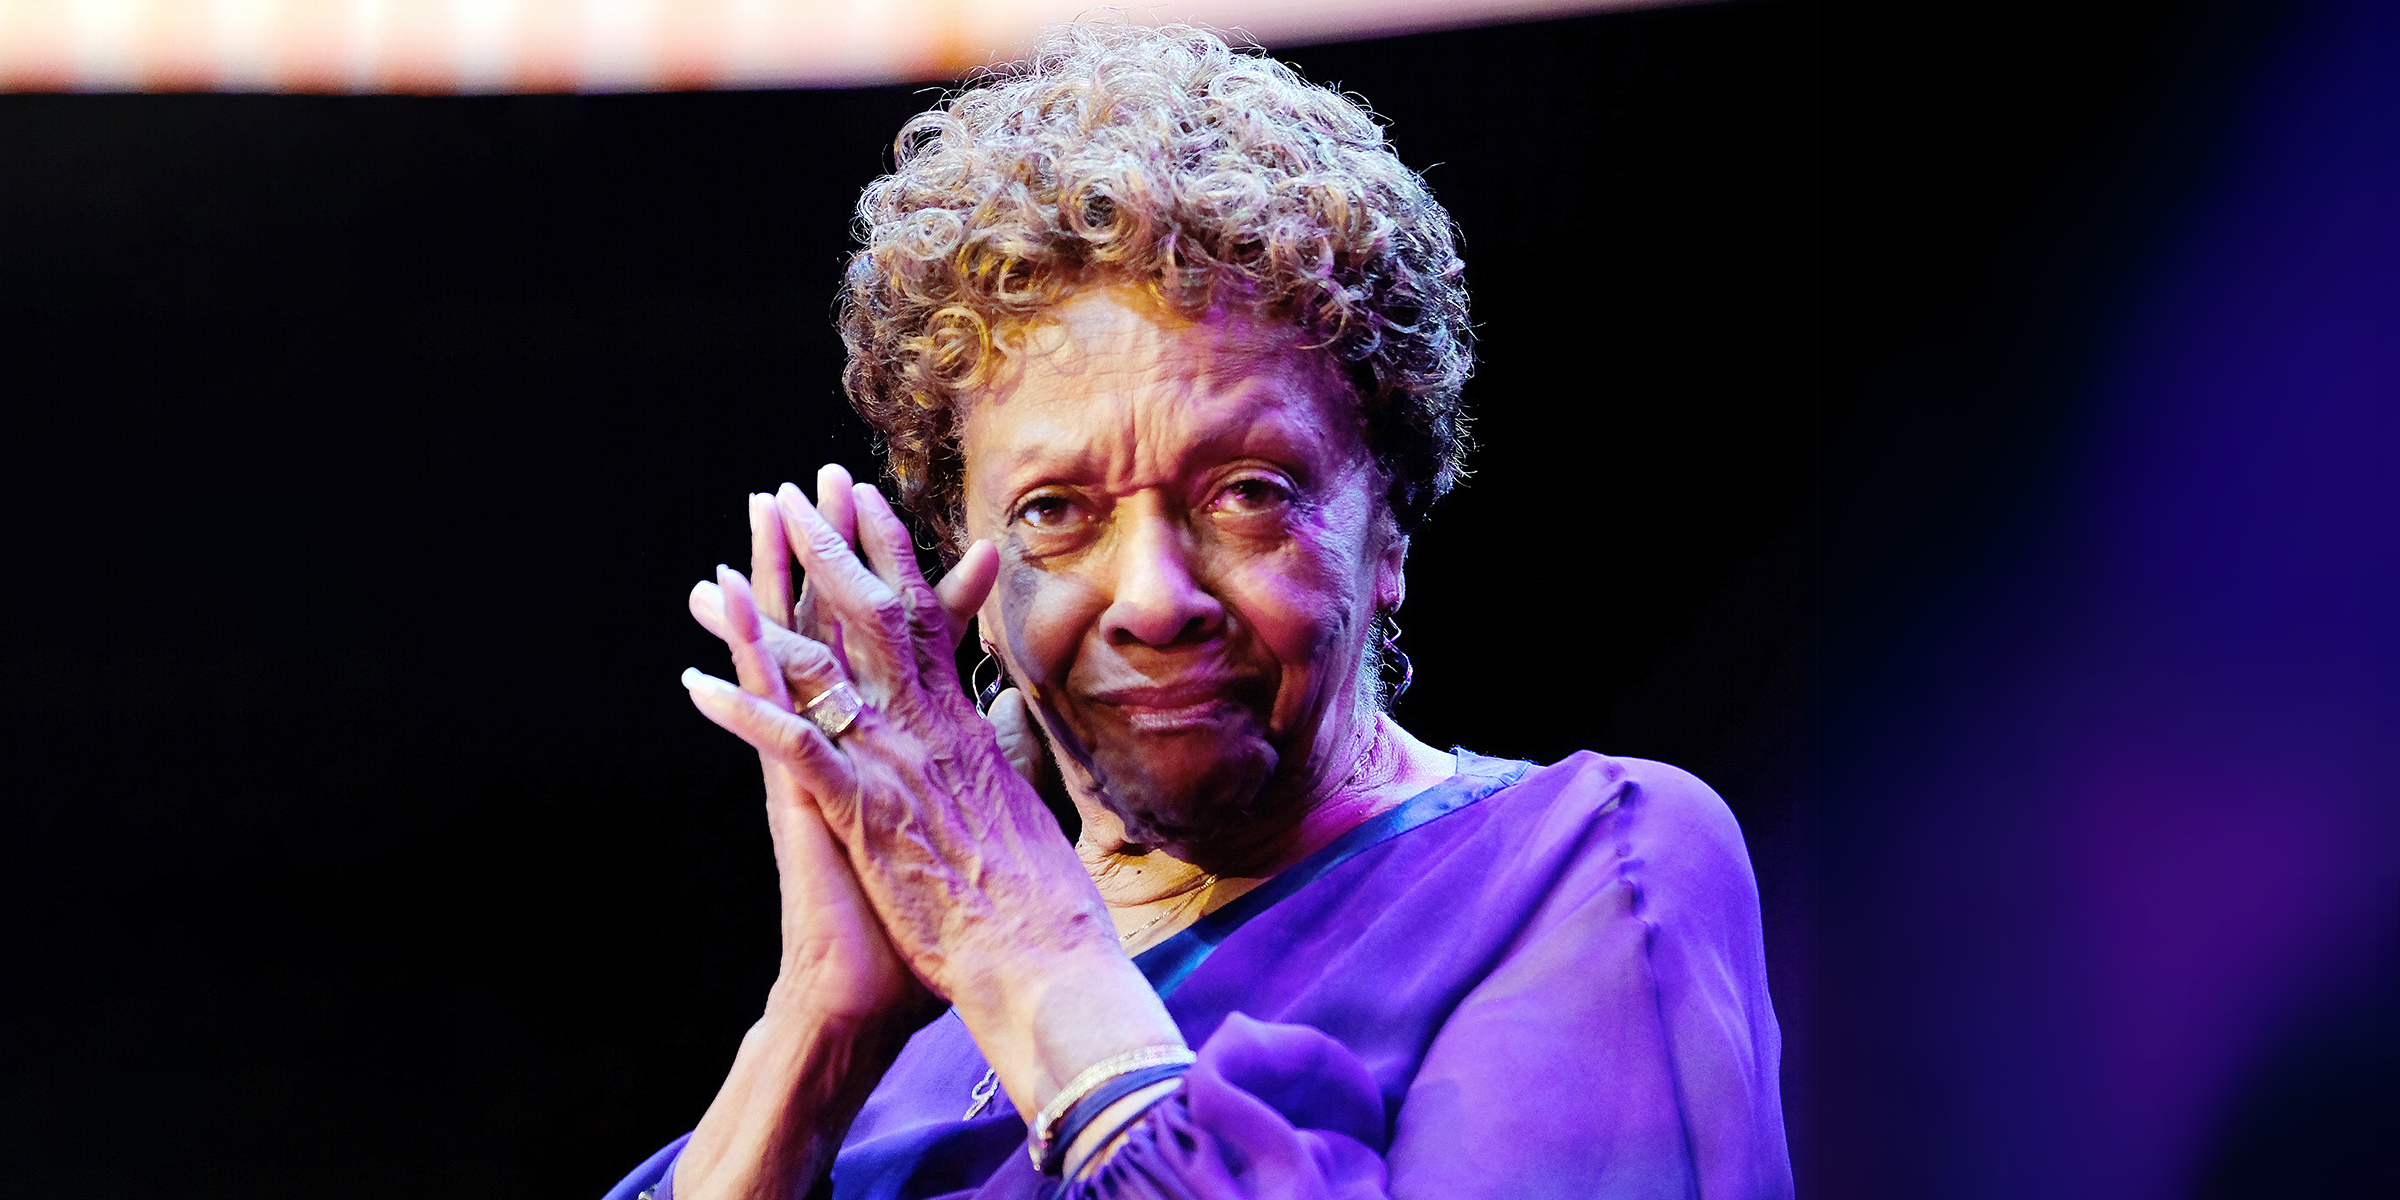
[{"xmin": 1038, "ymin": 1062, "xmax": 1191, "ymax": 1175}]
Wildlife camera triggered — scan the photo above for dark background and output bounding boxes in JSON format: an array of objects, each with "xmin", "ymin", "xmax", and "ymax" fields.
[
  {"xmin": 1, "ymin": 6, "xmax": 1812, "ymax": 1195},
  {"xmin": 5, "ymin": 0, "xmax": 2390, "ymax": 1196}
]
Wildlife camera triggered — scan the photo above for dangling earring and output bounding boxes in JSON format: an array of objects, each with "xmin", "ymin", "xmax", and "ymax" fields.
[
  {"xmin": 1380, "ymin": 612, "xmax": 1414, "ymax": 704},
  {"xmin": 972, "ymin": 646, "xmax": 1007, "ymax": 715}
]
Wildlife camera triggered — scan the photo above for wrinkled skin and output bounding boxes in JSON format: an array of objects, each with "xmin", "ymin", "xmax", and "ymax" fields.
[
  {"xmin": 673, "ymin": 287, "xmax": 1456, "ymax": 1195},
  {"xmin": 960, "ymin": 287, "xmax": 1415, "ymax": 871}
]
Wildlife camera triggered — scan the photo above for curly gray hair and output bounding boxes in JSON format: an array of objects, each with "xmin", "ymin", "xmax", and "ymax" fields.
[{"xmin": 837, "ymin": 22, "xmax": 1474, "ymax": 551}]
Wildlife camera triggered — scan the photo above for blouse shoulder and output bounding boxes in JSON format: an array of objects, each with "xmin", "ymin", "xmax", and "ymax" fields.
[
  {"xmin": 1390, "ymin": 750, "xmax": 1789, "ymax": 1199},
  {"xmin": 1479, "ymin": 751, "xmax": 1773, "ymax": 999},
  {"xmin": 1488, "ymin": 751, "xmax": 1760, "ymax": 887}
]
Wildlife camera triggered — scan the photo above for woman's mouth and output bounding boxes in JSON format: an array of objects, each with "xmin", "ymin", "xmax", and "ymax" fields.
[{"xmin": 1088, "ymin": 680, "xmax": 1254, "ymax": 733}]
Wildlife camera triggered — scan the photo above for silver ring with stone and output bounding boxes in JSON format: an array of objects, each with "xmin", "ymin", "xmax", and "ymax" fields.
[{"xmin": 800, "ymin": 680, "xmax": 867, "ymax": 738}]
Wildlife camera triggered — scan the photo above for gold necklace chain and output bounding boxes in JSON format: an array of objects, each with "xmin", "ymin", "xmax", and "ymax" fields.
[{"xmin": 1117, "ymin": 874, "xmax": 1218, "ymax": 947}]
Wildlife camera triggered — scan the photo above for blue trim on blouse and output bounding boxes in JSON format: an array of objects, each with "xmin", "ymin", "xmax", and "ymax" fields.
[{"xmin": 1132, "ymin": 750, "xmax": 1531, "ymax": 1000}]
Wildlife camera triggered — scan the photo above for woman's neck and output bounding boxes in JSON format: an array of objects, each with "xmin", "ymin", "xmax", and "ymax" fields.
[{"xmin": 1077, "ymin": 714, "xmax": 1455, "ymax": 910}]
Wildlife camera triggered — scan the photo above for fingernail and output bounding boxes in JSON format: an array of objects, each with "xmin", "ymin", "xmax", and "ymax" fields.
[
  {"xmin": 779, "ymin": 482, "xmax": 827, "ymax": 525},
  {"xmin": 680, "ymin": 667, "xmax": 706, "ymax": 689}
]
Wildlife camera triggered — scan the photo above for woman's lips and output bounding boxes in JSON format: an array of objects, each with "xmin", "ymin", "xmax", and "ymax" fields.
[{"xmin": 1087, "ymin": 680, "xmax": 1252, "ymax": 733}]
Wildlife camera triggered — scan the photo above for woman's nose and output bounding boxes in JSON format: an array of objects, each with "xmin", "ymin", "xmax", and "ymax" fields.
[{"xmin": 1099, "ymin": 501, "xmax": 1224, "ymax": 648}]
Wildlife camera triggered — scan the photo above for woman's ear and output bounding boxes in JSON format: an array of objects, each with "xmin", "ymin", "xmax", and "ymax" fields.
[{"xmin": 1375, "ymin": 524, "xmax": 1409, "ymax": 616}]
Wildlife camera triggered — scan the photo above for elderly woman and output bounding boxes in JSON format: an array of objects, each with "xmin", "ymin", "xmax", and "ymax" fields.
[{"xmin": 607, "ymin": 24, "xmax": 1788, "ymax": 1200}]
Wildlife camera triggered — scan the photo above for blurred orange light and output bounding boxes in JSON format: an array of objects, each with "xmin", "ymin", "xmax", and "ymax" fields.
[{"xmin": 0, "ymin": 0, "xmax": 1701, "ymax": 93}]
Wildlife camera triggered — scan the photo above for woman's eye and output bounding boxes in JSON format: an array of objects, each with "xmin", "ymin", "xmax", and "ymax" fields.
[
  {"xmin": 1014, "ymin": 494, "xmax": 1081, "ymax": 529},
  {"xmin": 1213, "ymin": 477, "xmax": 1292, "ymax": 515}
]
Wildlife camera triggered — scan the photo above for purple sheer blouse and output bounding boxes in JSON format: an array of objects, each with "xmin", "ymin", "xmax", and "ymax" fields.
[{"xmin": 605, "ymin": 751, "xmax": 1791, "ymax": 1200}]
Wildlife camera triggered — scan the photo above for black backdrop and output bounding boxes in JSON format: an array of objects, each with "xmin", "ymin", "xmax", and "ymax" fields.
[
  {"xmin": 8, "ymin": 0, "xmax": 2348, "ymax": 1196},
  {"xmin": 2, "ymin": 6, "xmax": 1812, "ymax": 1195}
]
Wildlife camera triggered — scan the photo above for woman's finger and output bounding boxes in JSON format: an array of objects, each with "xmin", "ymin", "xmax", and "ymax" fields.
[
  {"xmin": 853, "ymin": 481, "xmax": 966, "ymax": 693},
  {"xmin": 689, "ymin": 579, "xmax": 730, "ymax": 641},
  {"xmin": 775, "ymin": 481, "xmax": 913, "ymax": 696},
  {"xmin": 935, "ymin": 539, "xmax": 999, "ymax": 649},
  {"xmin": 717, "ymin": 565, "xmax": 791, "ymax": 710},
  {"xmin": 816, "ymin": 463, "xmax": 858, "ymax": 551},
  {"xmin": 749, "ymin": 493, "xmax": 795, "ymax": 632},
  {"xmin": 852, "ymin": 479, "xmax": 922, "ymax": 593},
  {"xmin": 791, "ymin": 463, "xmax": 859, "ymax": 657},
  {"xmin": 986, "ymin": 686, "xmax": 1047, "ymax": 789},
  {"xmin": 682, "ymin": 667, "xmax": 856, "ymax": 796},
  {"xmin": 692, "ymin": 579, "xmax": 855, "ymax": 703}
]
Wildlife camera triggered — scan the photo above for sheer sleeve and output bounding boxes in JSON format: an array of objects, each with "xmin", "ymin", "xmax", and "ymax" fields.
[
  {"xmin": 1065, "ymin": 1014, "xmax": 1389, "ymax": 1199},
  {"xmin": 600, "ymin": 1131, "xmax": 688, "ymax": 1200}
]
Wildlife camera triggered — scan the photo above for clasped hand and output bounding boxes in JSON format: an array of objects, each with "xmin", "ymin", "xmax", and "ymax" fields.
[{"xmin": 681, "ymin": 467, "xmax": 1114, "ymax": 1028}]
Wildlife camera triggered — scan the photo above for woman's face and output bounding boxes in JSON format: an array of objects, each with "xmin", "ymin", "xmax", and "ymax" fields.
[{"xmin": 961, "ymin": 285, "xmax": 1403, "ymax": 851}]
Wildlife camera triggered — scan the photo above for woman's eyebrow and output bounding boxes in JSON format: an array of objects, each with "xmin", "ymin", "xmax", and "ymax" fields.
[
  {"xmin": 988, "ymin": 437, "xmax": 1109, "ymax": 486},
  {"xmin": 979, "ymin": 377, "xmax": 1331, "ymax": 495}
]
